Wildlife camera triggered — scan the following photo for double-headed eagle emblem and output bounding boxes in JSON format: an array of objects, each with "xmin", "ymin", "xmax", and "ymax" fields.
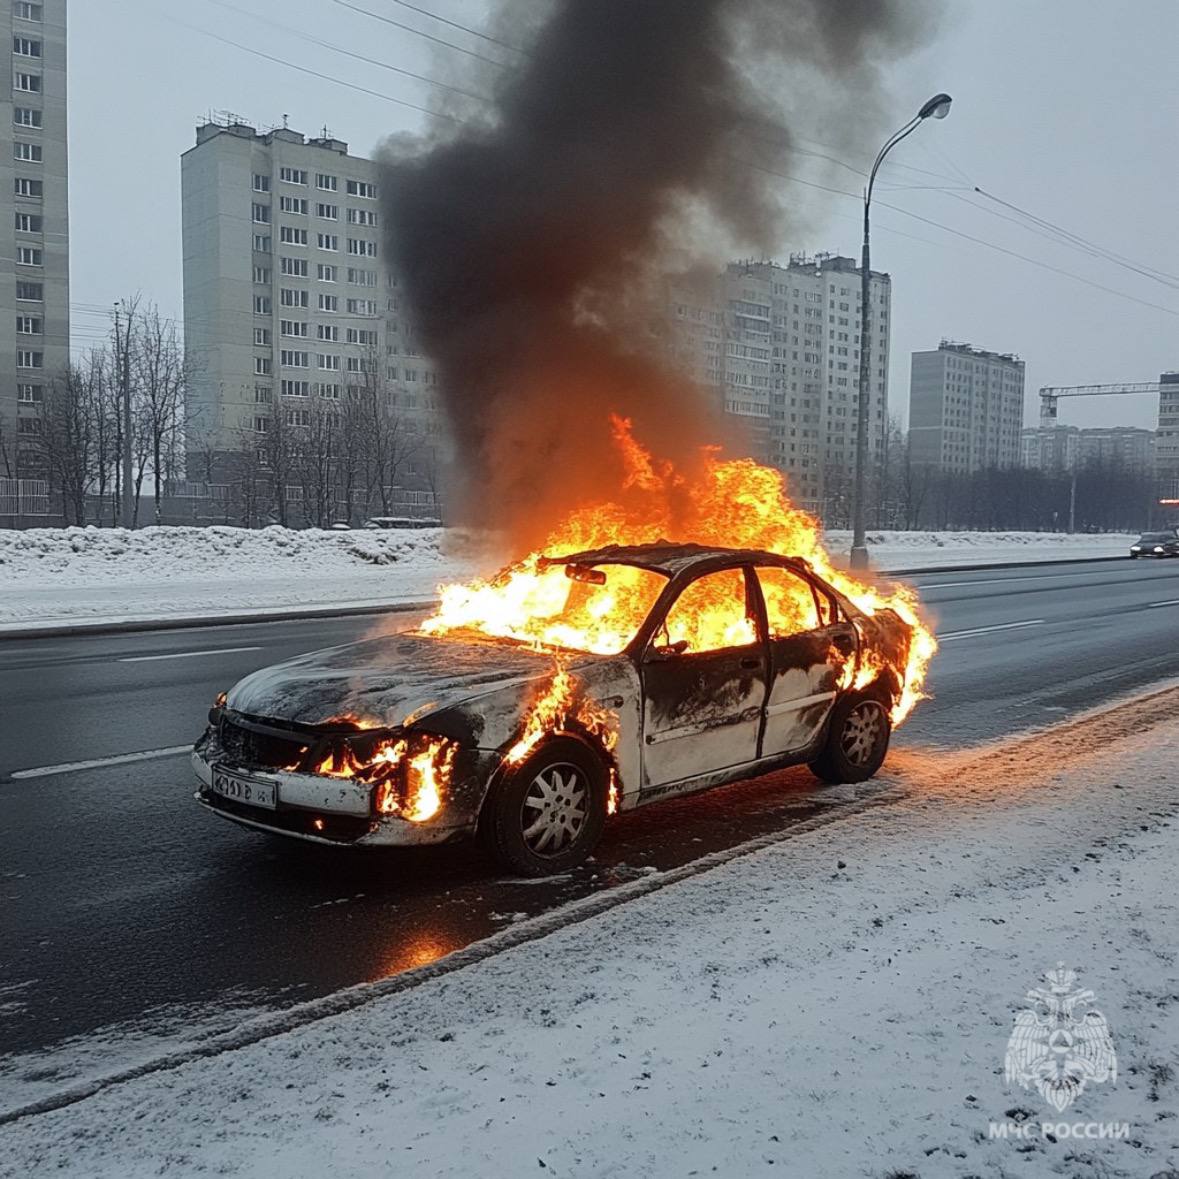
[{"xmin": 1005, "ymin": 963, "xmax": 1117, "ymax": 1112}]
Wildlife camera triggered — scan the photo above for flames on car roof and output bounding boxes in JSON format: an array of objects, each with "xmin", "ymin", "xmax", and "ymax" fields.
[{"xmin": 538, "ymin": 541, "xmax": 813, "ymax": 578}]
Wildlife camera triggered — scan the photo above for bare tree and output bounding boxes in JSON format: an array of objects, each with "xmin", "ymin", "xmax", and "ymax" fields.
[
  {"xmin": 39, "ymin": 361, "xmax": 98, "ymax": 525},
  {"xmin": 294, "ymin": 397, "xmax": 341, "ymax": 528}
]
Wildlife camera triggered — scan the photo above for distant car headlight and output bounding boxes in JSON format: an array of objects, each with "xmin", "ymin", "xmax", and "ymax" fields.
[
  {"xmin": 1131, "ymin": 546, "xmax": 1141, "ymax": 552},
  {"xmin": 1154, "ymin": 546, "xmax": 1165, "ymax": 553}
]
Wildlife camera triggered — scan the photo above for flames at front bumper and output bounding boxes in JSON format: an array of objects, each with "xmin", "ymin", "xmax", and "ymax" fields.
[{"xmin": 192, "ymin": 716, "xmax": 499, "ymax": 847}]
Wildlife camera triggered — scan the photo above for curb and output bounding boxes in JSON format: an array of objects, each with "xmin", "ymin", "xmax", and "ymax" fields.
[{"xmin": 0, "ymin": 554, "xmax": 1133, "ymax": 641}]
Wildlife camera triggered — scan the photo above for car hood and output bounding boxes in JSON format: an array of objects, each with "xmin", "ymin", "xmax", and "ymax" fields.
[{"xmin": 227, "ymin": 630, "xmax": 580, "ymax": 729}]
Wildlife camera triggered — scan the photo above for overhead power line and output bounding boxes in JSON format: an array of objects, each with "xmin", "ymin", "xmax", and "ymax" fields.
[
  {"xmin": 380, "ymin": 0, "xmax": 526, "ymax": 54},
  {"xmin": 331, "ymin": 0, "xmax": 514, "ymax": 68}
]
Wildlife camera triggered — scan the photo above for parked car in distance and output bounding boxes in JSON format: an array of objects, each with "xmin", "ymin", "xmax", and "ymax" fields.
[
  {"xmin": 1130, "ymin": 532, "xmax": 1179, "ymax": 558},
  {"xmin": 362, "ymin": 516, "xmax": 443, "ymax": 530}
]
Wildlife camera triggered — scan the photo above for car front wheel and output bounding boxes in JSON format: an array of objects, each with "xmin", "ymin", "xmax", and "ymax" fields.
[
  {"xmin": 809, "ymin": 692, "xmax": 892, "ymax": 784},
  {"xmin": 480, "ymin": 737, "xmax": 608, "ymax": 877}
]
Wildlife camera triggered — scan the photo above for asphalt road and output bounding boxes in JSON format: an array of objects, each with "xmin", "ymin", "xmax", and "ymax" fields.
[{"xmin": 2, "ymin": 557, "xmax": 1178, "ymax": 1098}]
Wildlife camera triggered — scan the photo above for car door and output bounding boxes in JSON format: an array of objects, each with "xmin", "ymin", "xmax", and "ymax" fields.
[
  {"xmin": 753, "ymin": 564, "xmax": 858, "ymax": 755},
  {"xmin": 640, "ymin": 566, "xmax": 768, "ymax": 790}
]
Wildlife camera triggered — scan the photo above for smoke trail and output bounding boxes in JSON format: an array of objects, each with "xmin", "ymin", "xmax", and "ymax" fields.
[{"xmin": 379, "ymin": 0, "xmax": 938, "ymax": 546}]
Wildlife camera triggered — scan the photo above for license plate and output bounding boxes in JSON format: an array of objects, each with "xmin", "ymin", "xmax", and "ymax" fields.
[{"xmin": 211, "ymin": 767, "xmax": 277, "ymax": 810}]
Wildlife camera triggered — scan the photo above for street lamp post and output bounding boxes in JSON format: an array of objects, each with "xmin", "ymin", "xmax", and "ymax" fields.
[{"xmin": 849, "ymin": 92, "xmax": 952, "ymax": 571}]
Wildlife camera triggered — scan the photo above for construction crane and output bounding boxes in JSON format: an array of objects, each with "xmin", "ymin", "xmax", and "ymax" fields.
[{"xmin": 1039, "ymin": 380, "xmax": 1165, "ymax": 426}]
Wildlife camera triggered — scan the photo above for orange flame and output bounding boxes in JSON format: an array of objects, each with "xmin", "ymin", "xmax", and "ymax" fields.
[
  {"xmin": 505, "ymin": 661, "xmax": 620, "ymax": 766},
  {"xmin": 317, "ymin": 734, "xmax": 452, "ymax": 823},
  {"xmin": 425, "ymin": 416, "xmax": 936, "ymax": 726}
]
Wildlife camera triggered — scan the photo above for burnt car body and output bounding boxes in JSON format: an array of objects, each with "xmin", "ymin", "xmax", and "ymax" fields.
[
  {"xmin": 193, "ymin": 543, "xmax": 913, "ymax": 875},
  {"xmin": 1129, "ymin": 532, "xmax": 1179, "ymax": 558}
]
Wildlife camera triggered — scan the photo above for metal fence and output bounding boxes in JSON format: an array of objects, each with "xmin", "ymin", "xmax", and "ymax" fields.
[{"xmin": 0, "ymin": 478, "xmax": 50, "ymax": 517}]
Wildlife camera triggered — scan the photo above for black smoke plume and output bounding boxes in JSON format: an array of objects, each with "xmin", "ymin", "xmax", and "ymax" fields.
[{"xmin": 380, "ymin": 0, "xmax": 938, "ymax": 547}]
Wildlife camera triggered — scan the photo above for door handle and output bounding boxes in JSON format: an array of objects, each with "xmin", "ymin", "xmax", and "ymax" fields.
[{"xmin": 739, "ymin": 656, "xmax": 761, "ymax": 669}]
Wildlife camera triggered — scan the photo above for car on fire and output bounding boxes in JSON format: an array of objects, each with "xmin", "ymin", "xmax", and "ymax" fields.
[{"xmin": 193, "ymin": 543, "xmax": 914, "ymax": 876}]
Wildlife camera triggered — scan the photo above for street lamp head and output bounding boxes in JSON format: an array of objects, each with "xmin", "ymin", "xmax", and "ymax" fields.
[{"xmin": 918, "ymin": 93, "xmax": 952, "ymax": 120}]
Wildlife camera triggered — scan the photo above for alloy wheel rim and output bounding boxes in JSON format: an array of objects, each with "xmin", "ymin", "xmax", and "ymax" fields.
[
  {"xmin": 841, "ymin": 700, "xmax": 885, "ymax": 766},
  {"xmin": 522, "ymin": 763, "xmax": 588, "ymax": 856}
]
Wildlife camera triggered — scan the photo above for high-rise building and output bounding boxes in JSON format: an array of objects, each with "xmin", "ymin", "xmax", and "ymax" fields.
[
  {"xmin": 1, "ymin": 0, "xmax": 68, "ymax": 479},
  {"xmin": 1021, "ymin": 424, "xmax": 1155, "ymax": 473},
  {"xmin": 1156, "ymin": 372, "xmax": 1179, "ymax": 484},
  {"xmin": 181, "ymin": 117, "xmax": 443, "ymax": 514},
  {"xmin": 667, "ymin": 254, "xmax": 891, "ymax": 515},
  {"xmin": 909, "ymin": 341, "xmax": 1025, "ymax": 473}
]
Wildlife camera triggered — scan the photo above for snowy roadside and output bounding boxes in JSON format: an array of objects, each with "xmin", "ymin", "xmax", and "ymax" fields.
[
  {"xmin": 3, "ymin": 692, "xmax": 1177, "ymax": 1178},
  {"xmin": 0, "ymin": 526, "xmax": 1136, "ymax": 632}
]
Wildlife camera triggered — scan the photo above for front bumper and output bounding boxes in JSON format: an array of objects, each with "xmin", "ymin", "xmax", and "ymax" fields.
[{"xmin": 192, "ymin": 730, "xmax": 497, "ymax": 848}]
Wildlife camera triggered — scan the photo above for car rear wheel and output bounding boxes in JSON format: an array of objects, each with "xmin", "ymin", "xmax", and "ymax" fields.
[
  {"xmin": 481, "ymin": 737, "xmax": 608, "ymax": 877},
  {"xmin": 809, "ymin": 692, "xmax": 891, "ymax": 784}
]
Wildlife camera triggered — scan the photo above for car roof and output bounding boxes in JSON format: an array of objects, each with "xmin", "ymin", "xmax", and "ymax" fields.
[{"xmin": 541, "ymin": 541, "xmax": 811, "ymax": 577}]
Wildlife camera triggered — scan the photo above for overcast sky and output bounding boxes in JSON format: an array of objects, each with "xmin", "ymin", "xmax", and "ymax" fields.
[{"xmin": 69, "ymin": 0, "xmax": 1177, "ymax": 430}]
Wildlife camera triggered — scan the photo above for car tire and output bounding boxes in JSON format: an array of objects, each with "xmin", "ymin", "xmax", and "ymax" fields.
[
  {"xmin": 481, "ymin": 737, "xmax": 608, "ymax": 877},
  {"xmin": 809, "ymin": 691, "xmax": 892, "ymax": 784}
]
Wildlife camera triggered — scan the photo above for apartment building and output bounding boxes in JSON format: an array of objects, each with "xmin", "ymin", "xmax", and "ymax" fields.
[
  {"xmin": 181, "ymin": 116, "xmax": 442, "ymax": 511},
  {"xmin": 1020, "ymin": 424, "xmax": 1155, "ymax": 473},
  {"xmin": 909, "ymin": 341, "xmax": 1025, "ymax": 473},
  {"xmin": 1157, "ymin": 371, "xmax": 1179, "ymax": 484},
  {"xmin": 667, "ymin": 254, "xmax": 891, "ymax": 515},
  {"xmin": 1, "ymin": 0, "xmax": 68, "ymax": 479}
]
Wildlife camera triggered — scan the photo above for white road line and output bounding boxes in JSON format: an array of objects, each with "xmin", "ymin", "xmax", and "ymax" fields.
[
  {"xmin": 921, "ymin": 574, "xmax": 1055, "ymax": 589},
  {"xmin": 937, "ymin": 619, "xmax": 1045, "ymax": 642},
  {"xmin": 10, "ymin": 746, "xmax": 191, "ymax": 780},
  {"xmin": 1148, "ymin": 599, "xmax": 1179, "ymax": 608},
  {"xmin": 118, "ymin": 646, "xmax": 261, "ymax": 663}
]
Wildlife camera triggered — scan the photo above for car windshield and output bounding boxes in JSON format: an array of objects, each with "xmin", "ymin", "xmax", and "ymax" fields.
[{"xmin": 1139, "ymin": 534, "xmax": 1172, "ymax": 543}]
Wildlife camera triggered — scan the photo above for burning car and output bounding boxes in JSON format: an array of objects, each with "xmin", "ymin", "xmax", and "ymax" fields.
[{"xmin": 193, "ymin": 542, "xmax": 918, "ymax": 876}]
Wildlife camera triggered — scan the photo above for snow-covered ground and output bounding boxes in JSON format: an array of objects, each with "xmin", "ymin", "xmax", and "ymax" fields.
[
  {"xmin": 0, "ymin": 526, "xmax": 1136, "ymax": 632},
  {"xmin": 826, "ymin": 527, "xmax": 1137, "ymax": 571},
  {"xmin": 3, "ymin": 690, "xmax": 1177, "ymax": 1178}
]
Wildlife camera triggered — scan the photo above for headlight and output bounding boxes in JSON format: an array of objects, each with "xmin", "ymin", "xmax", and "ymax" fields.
[
  {"xmin": 1154, "ymin": 546, "xmax": 1165, "ymax": 553},
  {"xmin": 1131, "ymin": 546, "xmax": 1141, "ymax": 551}
]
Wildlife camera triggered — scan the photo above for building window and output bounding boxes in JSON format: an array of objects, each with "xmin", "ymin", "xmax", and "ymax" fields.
[
  {"xmin": 254, "ymin": 385, "xmax": 272, "ymax": 404},
  {"xmin": 15, "ymin": 315, "xmax": 41, "ymax": 334},
  {"xmin": 254, "ymin": 356, "xmax": 272, "ymax": 376},
  {"xmin": 347, "ymin": 298, "xmax": 377, "ymax": 315},
  {"xmin": 252, "ymin": 174, "xmax": 271, "ymax": 193},
  {"xmin": 316, "ymin": 173, "xmax": 337, "ymax": 191},
  {"xmin": 315, "ymin": 203, "xmax": 338, "ymax": 220},
  {"xmin": 347, "ymin": 268, "xmax": 376, "ymax": 287},
  {"xmin": 281, "ymin": 379, "xmax": 309, "ymax": 397},
  {"xmin": 317, "ymin": 383, "xmax": 340, "ymax": 399},
  {"xmin": 279, "ymin": 226, "xmax": 308, "ymax": 246},
  {"xmin": 280, "ymin": 288, "xmax": 309, "ymax": 309},
  {"xmin": 18, "ymin": 417, "xmax": 42, "ymax": 434},
  {"xmin": 346, "ymin": 328, "xmax": 377, "ymax": 346},
  {"xmin": 254, "ymin": 416, "xmax": 269, "ymax": 433},
  {"xmin": 317, "ymin": 233, "xmax": 338, "ymax": 251},
  {"xmin": 279, "ymin": 195, "xmax": 308, "ymax": 215},
  {"xmin": 13, "ymin": 71, "xmax": 41, "ymax": 92},
  {"xmin": 346, "ymin": 179, "xmax": 376, "ymax": 199},
  {"xmin": 253, "ymin": 295, "xmax": 272, "ymax": 314},
  {"xmin": 316, "ymin": 324, "xmax": 338, "ymax": 342},
  {"xmin": 13, "ymin": 4, "xmax": 43, "ymax": 21},
  {"xmin": 14, "ymin": 141, "xmax": 42, "ymax": 162},
  {"xmin": 252, "ymin": 203, "xmax": 270, "ymax": 224},
  {"xmin": 280, "ymin": 319, "xmax": 308, "ymax": 337},
  {"xmin": 279, "ymin": 167, "xmax": 308, "ymax": 185},
  {"xmin": 16, "ymin": 280, "xmax": 42, "ymax": 300},
  {"xmin": 317, "ymin": 354, "xmax": 340, "ymax": 371},
  {"xmin": 17, "ymin": 382, "xmax": 42, "ymax": 402},
  {"xmin": 254, "ymin": 327, "xmax": 271, "ymax": 346},
  {"xmin": 17, "ymin": 349, "xmax": 43, "ymax": 368},
  {"xmin": 346, "ymin": 238, "xmax": 377, "ymax": 257},
  {"xmin": 17, "ymin": 245, "xmax": 42, "ymax": 265},
  {"xmin": 14, "ymin": 106, "xmax": 41, "ymax": 127},
  {"xmin": 280, "ymin": 256, "xmax": 309, "ymax": 277},
  {"xmin": 252, "ymin": 265, "xmax": 271, "ymax": 284},
  {"xmin": 13, "ymin": 36, "xmax": 41, "ymax": 56},
  {"xmin": 280, "ymin": 350, "xmax": 309, "ymax": 368},
  {"xmin": 14, "ymin": 177, "xmax": 42, "ymax": 198},
  {"xmin": 252, "ymin": 233, "xmax": 271, "ymax": 253},
  {"xmin": 316, "ymin": 263, "xmax": 337, "ymax": 282},
  {"xmin": 15, "ymin": 212, "xmax": 41, "ymax": 233},
  {"xmin": 346, "ymin": 208, "xmax": 377, "ymax": 226},
  {"xmin": 318, "ymin": 294, "xmax": 338, "ymax": 313}
]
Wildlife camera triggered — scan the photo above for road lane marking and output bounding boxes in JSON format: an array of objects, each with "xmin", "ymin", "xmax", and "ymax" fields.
[
  {"xmin": 118, "ymin": 646, "xmax": 262, "ymax": 663},
  {"xmin": 10, "ymin": 746, "xmax": 191, "ymax": 780},
  {"xmin": 937, "ymin": 619, "xmax": 1045, "ymax": 642},
  {"xmin": 1148, "ymin": 599, "xmax": 1179, "ymax": 608},
  {"xmin": 921, "ymin": 575, "xmax": 1059, "ymax": 589}
]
